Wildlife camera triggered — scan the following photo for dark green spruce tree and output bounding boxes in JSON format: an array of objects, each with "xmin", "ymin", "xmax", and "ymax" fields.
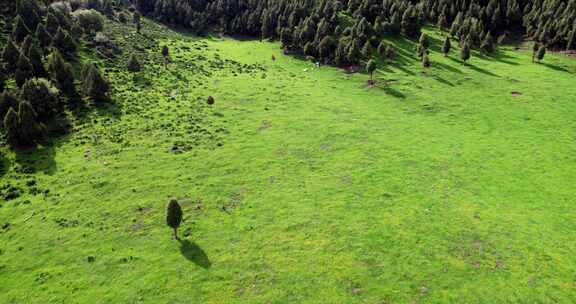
[
  {"xmin": 442, "ymin": 37, "xmax": 451, "ymax": 56},
  {"xmin": 47, "ymin": 49, "xmax": 77, "ymax": 98},
  {"xmin": 536, "ymin": 45, "xmax": 546, "ymax": 63},
  {"xmin": 127, "ymin": 54, "xmax": 141, "ymax": 72},
  {"xmin": 15, "ymin": 52, "xmax": 34, "ymax": 87},
  {"xmin": 460, "ymin": 43, "xmax": 471, "ymax": 64},
  {"xmin": 53, "ymin": 27, "xmax": 77, "ymax": 57},
  {"xmin": 35, "ymin": 23, "xmax": 52, "ymax": 50},
  {"xmin": 82, "ymin": 63, "xmax": 110, "ymax": 102},
  {"xmin": 2, "ymin": 39, "xmax": 21, "ymax": 73},
  {"xmin": 12, "ymin": 15, "xmax": 31, "ymax": 43},
  {"xmin": 166, "ymin": 199, "xmax": 183, "ymax": 240},
  {"xmin": 366, "ymin": 59, "xmax": 376, "ymax": 84}
]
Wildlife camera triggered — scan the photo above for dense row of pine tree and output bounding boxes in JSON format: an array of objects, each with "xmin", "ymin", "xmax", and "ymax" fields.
[
  {"xmin": 1, "ymin": 0, "xmax": 110, "ymax": 148},
  {"xmin": 133, "ymin": 0, "xmax": 575, "ymax": 65}
]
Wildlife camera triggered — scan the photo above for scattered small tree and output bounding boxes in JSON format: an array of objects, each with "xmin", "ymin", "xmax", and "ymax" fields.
[
  {"xmin": 460, "ymin": 43, "xmax": 471, "ymax": 64},
  {"xmin": 480, "ymin": 32, "xmax": 495, "ymax": 54},
  {"xmin": 361, "ymin": 41, "xmax": 372, "ymax": 58},
  {"xmin": 166, "ymin": 199, "xmax": 183, "ymax": 240},
  {"xmin": 366, "ymin": 59, "xmax": 376, "ymax": 84},
  {"xmin": 532, "ymin": 42, "xmax": 540, "ymax": 63},
  {"xmin": 3, "ymin": 107, "xmax": 20, "ymax": 146},
  {"xmin": 12, "ymin": 15, "xmax": 31, "ymax": 43},
  {"xmin": 377, "ymin": 41, "xmax": 387, "ymax": 59},
  {"xmin": 82, "ymin": 63, "xmax": 110, "ymax": 102},
  {"xmin": 127, "ymin": 54, "xmax": 141, "ymax": 72},
  {"xmin": 47, "ymin": 48, "xmax": 76, "ymax": 97},
  {"xmin": 133, "ymin": 11, "xmax": 142, "ymax": 33},
  {"xmin": 161, "ymin": 45, "xmax": 171, "ymax": 66},
  {"xmin": 422, "ymin": 53, "xmax": 431, "ymax": 69},
  {"xmin": 21, "ymin": 78, "xmax": 61, "ymax": 119},
  {"xmin": 162, "ymin": 45, "xmax": 169, "ymax": 58},
  {"xmin": 418, "ymin": 32, "xmax": 429, "ymax": 49},
  {"xmin": 442, "ymin": 37, "xmax": 451, "ymax": 56},
  {"xmin": 2, "ymin": 39, "xmax": 21, "ymax": 73},
  {"xmin": 35, "ymin": 23, "xmax": 52, "ymax": 49},
  {"xmin": 27, "ymin": 40, "xmax": 46, "ymax": 77},
  {"xmin": 15, "ymin": 52, "xmax": 34, "ymax": 87},
  {"xmin": 536, "ymin": 45, "xmax": 546, "ymax": 63},
  {"xmin": 52, "ymin": 27, "xmax": 77, "ymax": 57},
  {"xmin": 3, "ymin": 101, "xmax": 46, "ymax": 147},
  {"xmin": 16, "ymin": 100, "xmax": 46, "ymax": 146},
  {"xmin": 385, "ymin": 45, "xmax": 396, "ymax": 61},
  {"xmin": 0, "ymin": 91, "xmax": 19, "ymax": 119}
]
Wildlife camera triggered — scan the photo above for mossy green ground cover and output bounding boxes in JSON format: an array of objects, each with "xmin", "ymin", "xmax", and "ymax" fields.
[{"xmin": 1, "ymin": 18, "xmax": 576, "ymax": 303}]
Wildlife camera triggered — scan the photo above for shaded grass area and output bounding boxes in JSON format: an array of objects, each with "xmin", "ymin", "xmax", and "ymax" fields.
[{"xmin": 1, "ymin": 20, "xmax": 576, "ymax": 303}]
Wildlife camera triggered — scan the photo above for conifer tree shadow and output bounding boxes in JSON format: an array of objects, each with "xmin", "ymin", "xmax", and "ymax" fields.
[
  {"xmin": 179, "ymin": 239, "xmax": 211, "ymax": 269},
  {"xmin": 14, "ymin": 143, "xmax": 57, "ymax": 175},
  {"xmin": 540, "ymin": 62, "xmax": 571, "ymax": 73},
  {"xmin": 374, "ymin": 82, "xmax": 406, "ymax": 99}
]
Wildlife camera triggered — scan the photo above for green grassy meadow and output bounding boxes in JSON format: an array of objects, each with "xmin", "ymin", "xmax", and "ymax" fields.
[{"xmin": 2, "ymin": 19, "xmax": 576, "ymax": 303}]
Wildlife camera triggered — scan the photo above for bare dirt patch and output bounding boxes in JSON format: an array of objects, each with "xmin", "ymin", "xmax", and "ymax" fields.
[{"xmin": 511, "ymin": 91, "xmax": 522, "ymax": 96}]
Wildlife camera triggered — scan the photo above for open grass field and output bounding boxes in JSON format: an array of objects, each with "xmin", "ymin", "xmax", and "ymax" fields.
[{"xmin": 2, "ymin": 18, "xmax": 576, "ymax": 303}]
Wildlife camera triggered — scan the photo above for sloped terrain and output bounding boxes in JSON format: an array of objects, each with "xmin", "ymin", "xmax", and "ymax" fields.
[{"xmin": 1, "ymin": 17, "xmax": 576, "ymax": 303}]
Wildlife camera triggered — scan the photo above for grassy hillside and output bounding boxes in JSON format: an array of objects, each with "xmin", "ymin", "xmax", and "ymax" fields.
[{"xmin": 2, "ymin": 17, "xmax": 576, "ymax": 303}]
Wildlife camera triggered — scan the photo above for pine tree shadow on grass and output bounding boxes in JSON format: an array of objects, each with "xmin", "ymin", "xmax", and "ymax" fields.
[
  {"xmin": 540, "ymin": 62, "xmax": 572, "ymax": 73},
  {"xmin": 490, "ymin": 50, "xmax": 520, "ymax": 65},
  {"xmin": 179, "ymin": 239, "xmax": 211, "ymax": 269},
  {"xmin": 14, "ymin": 142, "xmax": 58, "ymax": 175},
  {"xmin": 434, "ymin": 60, "xmax": 464, "ymax": 74},
  {"xmin": 94, "ymin": 100, "xmax": 123, "ymax": 119},
  {"xmin": 373, "ymin": 81, "xmax": 406, "ymax": 99}
]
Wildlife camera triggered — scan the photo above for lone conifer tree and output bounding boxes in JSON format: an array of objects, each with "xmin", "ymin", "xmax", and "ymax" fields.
[
  {"xmin": 442, "ymin": 37, "xmax": 451, "ymax": 56},
  {"xmin": 127, "ymin": 54, "xmax": 141, "ymax": 72},
  {"xmin": 166, "ymin": 199, "xmax": 183, "ymax": 240}
]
